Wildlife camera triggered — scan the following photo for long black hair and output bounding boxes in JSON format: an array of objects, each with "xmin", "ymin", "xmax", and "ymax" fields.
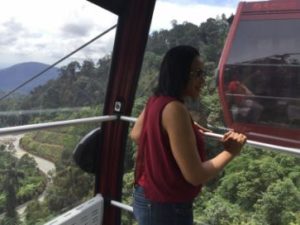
[{"xmin": 154, "ymin": 45, "xmax": 200, "ymax": 98}]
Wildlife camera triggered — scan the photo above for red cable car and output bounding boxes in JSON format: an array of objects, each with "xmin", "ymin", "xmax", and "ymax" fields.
[{"xmin": 218, "ymin": 0, "xmax": 300, "ymax": 148}]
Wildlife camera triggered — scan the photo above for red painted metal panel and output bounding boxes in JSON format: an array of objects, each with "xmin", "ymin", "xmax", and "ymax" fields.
[
  {"xmin": 243, "ymin": 0, "xmax": 300, "ymax": 13},
  {"xmin": 218, "ymin": 2, "xmax": 244, "ymax": 127},
  {"xmin": 94, "ymin": 0, "xmax": 156, "ymax": 224},
  {"xmin": 241, "ymin": 0, "xmax": 300, "ymax": 20},
  {"xmin": 218, "ymin": 0, "xmax": 300, "ymax": 149}
]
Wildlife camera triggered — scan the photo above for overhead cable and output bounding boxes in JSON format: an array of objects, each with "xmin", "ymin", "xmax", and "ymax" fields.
[{"xmin": 0, "ymin": 24, "xmax": 117, "ymax": 102}]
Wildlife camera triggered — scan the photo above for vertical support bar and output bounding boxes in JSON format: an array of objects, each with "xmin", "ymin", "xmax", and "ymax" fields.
[{"xmin": 95, "ymin": 0, "xmax": 156, "ymax": 225}]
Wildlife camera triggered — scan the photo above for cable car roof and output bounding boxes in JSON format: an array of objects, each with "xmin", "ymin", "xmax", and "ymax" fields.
[{"xmin": 87, "ymin": 0, "xmax": 125, "ymax": 15}]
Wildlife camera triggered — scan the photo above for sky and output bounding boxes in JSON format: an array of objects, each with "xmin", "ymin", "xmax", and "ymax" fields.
[{"xmin": 0, "ymin": 0, "xmax": 262, "ymax": 69}]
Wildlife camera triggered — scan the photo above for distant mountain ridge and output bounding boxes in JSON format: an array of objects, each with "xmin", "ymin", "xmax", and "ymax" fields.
[{"xmin": 0, "ymin": 62, "xmax": 60, "ymax": 93}]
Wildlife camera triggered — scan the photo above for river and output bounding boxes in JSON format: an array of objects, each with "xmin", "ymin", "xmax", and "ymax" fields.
[{"xmin": 0, "ymin": 134, "xmax": 56, "ymax": 216}]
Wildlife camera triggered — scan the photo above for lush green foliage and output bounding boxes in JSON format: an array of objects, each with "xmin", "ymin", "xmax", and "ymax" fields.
[
  {"xmin": 122, "ymin": 16, "xmax": 300, "ymax": 225},
  {"xmin": 193, "ymin": 147, "xmax": 300, "ymax": 225},
  {"xmin": 0, "ymin": 149, "xmax": 46, "ymax": 222},
  {"xmin": 0, "ymin": 14, "xmax": 299, "ymax": 225},
  {"xmin": 19, "ymin": 112, "xmax": 98, "ymax": 224}
]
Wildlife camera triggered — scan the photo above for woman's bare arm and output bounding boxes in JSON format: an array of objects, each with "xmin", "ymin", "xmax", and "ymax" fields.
[
  {"xmin": 193, "ymin": 121, "xmax": 212, "ymax": 133},
  {"xmin": 129, "ymin": 109, "xmax": 145, "ymax": 144},
  {"xmin": 162, "ymin": 101, "xmax": 246, "ymax": 186}
]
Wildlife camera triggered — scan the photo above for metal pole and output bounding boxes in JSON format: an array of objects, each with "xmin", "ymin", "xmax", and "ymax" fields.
[
  {"xmin": 110, "ymin": 200, "xmax": 133, "ymax": 212},
  {"xmin": 120, "ymin": 116, "xmax": 300, "ymax": 157},
  {"xmin": 0, "ymin": 114, "xmax": 298, "ymax": 156},
  {"xmin": 205, "ymin": 132, "xmax": 300, "ymax": 157},
  {"xmin": 0, "ymin": 115, "xmax": 117, "ymax": 136}
]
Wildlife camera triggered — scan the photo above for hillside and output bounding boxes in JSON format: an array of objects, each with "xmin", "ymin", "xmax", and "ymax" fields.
[
  {"xmin": 0, "ymin": 62, "xmax": 59, "ymax": 93},
  {"xmin": 0, "ymin": 17, "xmax": 299, "ymax": 225}
]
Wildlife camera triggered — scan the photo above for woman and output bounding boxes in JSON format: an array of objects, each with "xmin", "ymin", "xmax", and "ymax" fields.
[
  {"xmin": 130, "ymin": 45, "xmax": 247, "ymax": 225},
  {"xmin": 227, "ymin": 80, "xmax": 263, "ymax": 122}
]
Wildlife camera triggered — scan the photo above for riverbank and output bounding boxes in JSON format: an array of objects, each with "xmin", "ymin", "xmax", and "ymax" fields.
[{"xmin": 0, "ymin": 134, "xmax": 56, "ymax": 218}]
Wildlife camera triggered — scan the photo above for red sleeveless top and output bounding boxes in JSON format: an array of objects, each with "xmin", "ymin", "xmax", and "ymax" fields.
[{"xmin": 135, "ymin": 96, "xmax": 206, "ymax": 203}]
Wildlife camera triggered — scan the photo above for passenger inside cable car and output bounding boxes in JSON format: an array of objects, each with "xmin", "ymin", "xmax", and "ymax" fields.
[
  {"xmin": 226, "ymin": 72, "xmax": 264, "ymax": 123},
  {"xmin": 224, "ymin": 58, "xmax": 300, "ymax": 129},
  {"xmin": 218, "ymin": 0, "xmax": 300, "ymax": 148}
]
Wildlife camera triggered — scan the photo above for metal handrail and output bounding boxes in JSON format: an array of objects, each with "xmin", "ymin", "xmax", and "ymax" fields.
[
  {"xmin": 205, "ymin": 132, "xmax": 300, "ymax": 157},
  {"xmin": 0, "ymin": 114, "xmax": 298, "ymax": 155},
  {"xmin": 0, "ymin": 115, "xmax": 117, "ymax": 136},
  {"xmin": 112, "ymin": 115, "xmax": 300, "ymax": 212},
  {"xmin": 110, "ymin": 200, "xmax": 133, "ymax": 212},
  {"xmin": 120, "ymin": 115, "xmax": 137, "ymax": 123},
  {"xmin": 120, "ymin": 115, "xmax": 300, "ymax": 157},
  {"xmin": 226, "ymin": 93, "xmax": 300, "ymax": 102},
  {"xmin": 1, "ymin": 113, "xmax": 298, "ymax": 215}
]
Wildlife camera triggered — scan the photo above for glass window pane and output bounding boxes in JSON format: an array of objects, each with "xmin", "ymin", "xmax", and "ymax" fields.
[
  {"xmin": 0, "ymin": 1, "xmax": 117, "ymax": 127},
  {"xmin": 0, "ymin": 1, "xmax": 117, "ymax": 224},
  {"xmin": 225, "ymin": 19, "xmax": 300, "ymax": 128},
  {"xmin": 0, "ymin": 124, "xmax": 100, "ymax": 224},
  {"xmin": 128, "ymin": 6, "xmax": 300, "ymax": 225},
  {"xmin": 224, "ymin": 64, "xmax": 300, "ymax": 128},
  {"xmin": 228, "ymin": 20, "xmax": 300, "ymax": 64}
]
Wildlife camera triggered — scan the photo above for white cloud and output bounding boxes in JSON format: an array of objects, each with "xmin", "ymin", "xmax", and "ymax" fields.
[
  {"xmin": 151, "ymin": 1, "xmax": 235, "ymax": 31},
  {"xmin": 0, "ymin": 0, "xmax": 117, "ymax": 68},
  {"xmin": 0, "ymin": 0, "xmax": 239, "ymax": 69}
]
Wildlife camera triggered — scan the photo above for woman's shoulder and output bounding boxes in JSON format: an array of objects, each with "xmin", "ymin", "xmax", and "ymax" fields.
[
  {"xmin": 162, "ymin": 100, "xmax": 194, "ymax": 137},
  {"xmin": 146, "ymin": 95, "xmax": 187, "ymax": 119},
  {"xmin": 163, "ymin": 99, "xmax": 189, "ymax": 118},
  {"xmin": 150, "ymin": 95, "xmax": 183, "ymax": 104}
]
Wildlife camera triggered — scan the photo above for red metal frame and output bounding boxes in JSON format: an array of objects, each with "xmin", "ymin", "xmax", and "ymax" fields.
[
  {"xmin": 91, "ymin": 0, "xmax": 157, "ymax": 225},
  {"xmin": 84, "ymin": 1, "xmax": 300, "ymax": 224},
  {"xmin": 218, "ymin": 0, "xmax": 300, "ymax": 149}
]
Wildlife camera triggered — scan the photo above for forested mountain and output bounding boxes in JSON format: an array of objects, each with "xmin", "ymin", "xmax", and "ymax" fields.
[
  {"xmin": 0, "ymin": 15, "xmax": 299, "ymax": 225},
  {"xmin": 0, "ymin": 62, "xmax": 59, "ymax": 93},
  {"xmin": 20, "ymin": 58, "xmax": 110, "ymax": 109},
  {"xmin": 15, "ymin": 15, "xmax": 229, "ymax": 113}
]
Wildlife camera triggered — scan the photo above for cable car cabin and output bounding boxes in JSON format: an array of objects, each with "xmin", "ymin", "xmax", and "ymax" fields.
[{"xmin": 218, "ymin": 0, "xmax": 300, "ymax": 149}]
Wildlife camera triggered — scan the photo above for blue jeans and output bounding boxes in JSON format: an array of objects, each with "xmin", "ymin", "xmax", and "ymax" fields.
[{"xmin": 133, "ymin": 186, "xmax": 193, "ymax": 225}]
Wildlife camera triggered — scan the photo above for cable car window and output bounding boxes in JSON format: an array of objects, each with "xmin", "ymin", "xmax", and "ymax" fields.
[
  {"xmin": 125, "ymin": 2, "xmax": 300, "ymax": 225},
  {"xmin": 0, "ymin": 1, "xmax": 117, "ymax": 224},
  {"xmin": 227, "ymin": 20, "xmax": 300, "ymax": 64},
  {"xmin": 224, "ymin": 19, "xmax": 300, "ymax": 129},
  {"xmin": 0, "ymin": 10, "xmax": 117, "ymax": 127}
]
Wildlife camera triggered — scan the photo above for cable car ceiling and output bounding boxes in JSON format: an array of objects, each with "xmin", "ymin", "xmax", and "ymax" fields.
[{"xmin": 87, "ymin": 0, "xmax": 125, "ymax": 15}]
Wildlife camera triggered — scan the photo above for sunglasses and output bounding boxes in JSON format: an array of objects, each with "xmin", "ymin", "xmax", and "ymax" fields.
[{"xmin": 190, "ymin": 69, "xmax": 206, "ymax": 79}]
